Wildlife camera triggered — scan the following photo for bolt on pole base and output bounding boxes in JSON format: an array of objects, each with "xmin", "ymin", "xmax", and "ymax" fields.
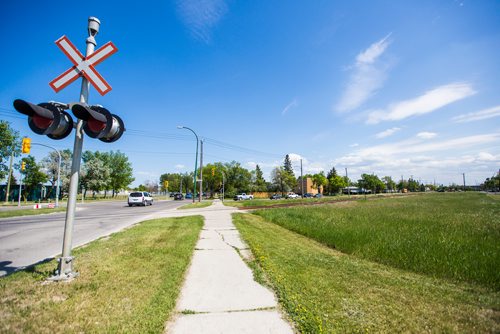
[{"xmin": 47, "ymin": 256, "xmax": 79, "ymax": 282}]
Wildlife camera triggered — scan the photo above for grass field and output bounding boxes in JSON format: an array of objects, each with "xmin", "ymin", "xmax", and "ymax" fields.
[
  {"xmin": 253, "ymin": 192, "xmax": 500, "ymax": 289},
  {"xmin": 234, "ymin": 212, "xmax": 500, "ymax": 333},
  {"xmin": 223, "ymin": 195, "xmax": 367, "ymax": 208},
  {"xmin": 0, "ymin": 216, "xmax": 203, "ymax": 333}
]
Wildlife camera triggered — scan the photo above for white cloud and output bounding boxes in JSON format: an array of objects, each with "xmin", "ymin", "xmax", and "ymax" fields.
[
  {"xmin": 176, "ymin": 0, "xmax": 228, "ymax": 43},
  {"xmin": 375, "ymin": 127, "xmax": 401, "ymax": 139},
  {"xmin": 335, "ymin": 34, "xmax": 392, "ymax": 113},
  {"xmin": 175, "ymin": 164, "xmax": 185, "ymax": 169},
  {"xmin": 452, "ymin": 105, "xmax": 500, "ymax": 123},
  {"xmin": 367, "ymin": 82, "xmax": 476, "ymax": 124},
  {"xmin": 281, "ymin": 99, "xmax": 298, "ymax": 115},
  {"xmin": 349, "ymin": 143, "xmax": 359, "ymax": 147},
  {"xmin": 287, "ymin": 153, "xmax": 307, "ymax": 164},
  {"xmin": 416, "ymin": 132, "xmax": 437, "ymax": 139}
]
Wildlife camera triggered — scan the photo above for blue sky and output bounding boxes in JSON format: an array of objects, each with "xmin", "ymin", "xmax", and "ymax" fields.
[{"xmin": 1, "ymin": 0, "xmax": 499, "ymax": 187}]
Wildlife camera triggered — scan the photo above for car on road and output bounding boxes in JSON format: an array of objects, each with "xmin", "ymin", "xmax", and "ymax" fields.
[
  {"xmin": 185, "ymin": 193, "xmax": 193, "ymax": 199},
  {"xmin": 174, "ymin": 193, "xmax": 184, "ymax": 200},
  {"xmin": 286, "ymin": 192, "xmax": 300, "ymax": 199},
  {"xmin": 303, "ymin": 193, "xmax": 314, "ymax": 198},
  {"xmin": 270, "ymin": 194, "xmax": 282, "ymax": 200},
  {"xmin": 128, "ymin": 191, "xmax": 153, "ymax": 206},
  {"xmin": 234, "ymin": 193, "xmax": 254, "ymax": 201}
]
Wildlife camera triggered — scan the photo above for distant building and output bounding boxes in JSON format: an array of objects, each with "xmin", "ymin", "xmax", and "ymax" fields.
[{"xmin": 295, "ymin": 177, "xmax": 323, "ymax": 195}]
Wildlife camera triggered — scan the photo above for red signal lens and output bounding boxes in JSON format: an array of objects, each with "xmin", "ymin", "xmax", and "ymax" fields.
[
  {"xmin": 32, "ymin": 115, "xmax": 53, "ymax": 129},
  {"xmin": 87, "ymin": 118, "xmax": 106, "ymax": 132}
]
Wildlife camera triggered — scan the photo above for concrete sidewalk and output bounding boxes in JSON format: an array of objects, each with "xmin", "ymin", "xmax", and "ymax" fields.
[{"xmin": 166, "ymin": 200, "xmax": 294, "ymax": 333}]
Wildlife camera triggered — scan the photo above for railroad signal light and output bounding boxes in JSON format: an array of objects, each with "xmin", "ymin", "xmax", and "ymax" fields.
[
  {"xmin": 22, "ymin": 137, "xmax": 31, "ymax": 154},
  {"xmin": 71, "ymin": 103, "xmax": 125, "ymax": 143},
  {"xmin": 13, "ymin": 99, "xmax": 74, "ymax": 140}
]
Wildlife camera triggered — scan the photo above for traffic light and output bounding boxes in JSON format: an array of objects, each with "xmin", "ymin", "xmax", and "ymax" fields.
[
  {"xmin": 212, "ymin": 167, "xmax": 215, "ymax": 176},
  {"xmin": 164, "ymin": 181, "xmax": 169, "ymax": 188},
  {"xmin": 71, "ymin": 103, "xmax": 125, "ymax": 142},
  {"xmin": 21, "ymin": 161, "xmax": 26, "ymax": 171},
  {"xmin": 22, "ymin": 137, "xmax": 31, "ymax": 154},
  {"xmin": 13, "ymin": 99, "xmax": 74, "ymax": 140}
]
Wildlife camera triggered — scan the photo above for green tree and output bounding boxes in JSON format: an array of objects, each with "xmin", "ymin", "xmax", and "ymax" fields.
[
  {"xmin": 283, "ymin": 154, "xmax": 294, "ymax": 177},
  {"xmin": 20, "ymin": 155, "xmax": 48, "ymax": 201},
  {"xmin": 253, "ymin": 164, "xmax": 267, "ymax": 192},
  {"xmin": 224, "ymin": 161, "xmax": 252, "ymax": 196},
  {"xmin": 382, "ymin": 176, "xmax": 396, "ymax": 192},
  {"xmin": 0, "ymin": 121, "xmax": 21, "ymax": 181},
  {"xmin": 271, "ymin": 167, "xmax": 296, "ymax": 195},
  {"xmin": 325, "ymin": 166, "xmax": 338, "ymax": 194},
  {"xmin": 311, "ymin": 172, "xmax": 328, "ymax": 194},
  {"xmin": 106, "ymin": 151, "xmax": 134, "ymax": 197},
  {"xmin": 358, "ymin": 173, "xmax": 385, "ymax": 193},
  {"xmin": 81, "ymin": 151, "xmax": 110, "ymax": 198},
  {"xmin": 41, "ymin": 149, "xmax": 72, "ymax": 199},
  {"xmin": 329, "ymin": 174, "xmax": 347, "ymax": 194}
]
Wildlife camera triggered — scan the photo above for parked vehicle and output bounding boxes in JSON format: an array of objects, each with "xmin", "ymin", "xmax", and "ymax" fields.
[
  {"xmin": 270, "ymin": 194, "xmax": 282, "ymax": 200},
  {"xmin": 234, "ymin": 193, "xmax": 254, "ymax": 201},
  {"xmin": 128, "ymin": 191, "xmax": 153, "ymax": 206},
  {"xmin": 303, "ymin": 193, "xmax": 314, "ymax": 198},
  {"xmin": 286, "ymin": 192, "xmax": 300, "ymax": 199},
  {"xmin": 314, "ymin": 193, "xmax": 322, "ymax": 198},
  {"xmin": 174, "ymin": 193, "xmax": 184, "ymax": 200},
  {"xmin": 185, "ymin": 193, "xmax": 193, "ymax": 199}
]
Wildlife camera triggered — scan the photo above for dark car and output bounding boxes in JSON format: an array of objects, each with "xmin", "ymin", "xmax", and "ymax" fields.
[
  {"xmin": 185, "ymin": 193, "xmax": 193, "ymax": 199},
  {"xmin": 174, "ymin": 193, "xmax": 184, "ymax": 200},
  {"xmin": 270, "ymin": 194, "xmax": 282, "ymax": 200},
  {"xmin": 314, "ymin": 193, "xmax": 322, "ymax": 198},
  {"xmin": 303, "ymin": 193, "xmax": 314, "ymax": 198}
]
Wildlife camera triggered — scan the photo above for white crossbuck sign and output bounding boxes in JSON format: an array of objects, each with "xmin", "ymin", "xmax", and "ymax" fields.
[{"xmin": 49, "ymin": 36, "xmax": 118, "ymax": 96}]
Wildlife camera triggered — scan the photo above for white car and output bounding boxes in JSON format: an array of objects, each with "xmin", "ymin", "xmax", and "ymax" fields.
[
  {"xmin": 128, "ymin": 191, "xmax": 153, "ymax": 206},
  {"xmin": 286, "ymin": 192, "xmax": 300, "ymax": 199}
]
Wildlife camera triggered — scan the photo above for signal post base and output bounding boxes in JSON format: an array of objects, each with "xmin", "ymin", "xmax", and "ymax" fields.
[{"xmin": 47, "ymin": 257, "xmax": 79, "ymax": 282}]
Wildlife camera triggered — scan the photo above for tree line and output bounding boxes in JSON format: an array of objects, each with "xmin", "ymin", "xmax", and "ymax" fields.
[{"xmin": 1, "ymin": 120, "xmax": 133, "ymax": 201}]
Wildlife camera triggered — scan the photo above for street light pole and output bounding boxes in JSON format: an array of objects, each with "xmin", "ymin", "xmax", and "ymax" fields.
[
  {"xmin": 177, "ymin": 126, "xmax": 198, "ymax": 203},
  {"xmin": 32, "ymin": 143, "xmax": 61, "ymax": 208}
]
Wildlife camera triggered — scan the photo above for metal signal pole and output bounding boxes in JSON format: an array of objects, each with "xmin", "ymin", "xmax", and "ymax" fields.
[
  {"xmin": 51, "ymin": 17, "xmax": 101, "ymax": 281},
  {"xmin": 199, "ymin": 139, "xmax": 203, "ymax": 202}
]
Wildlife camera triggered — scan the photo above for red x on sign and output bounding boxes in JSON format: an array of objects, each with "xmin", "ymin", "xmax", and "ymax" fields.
[{"xmin": 49, "ymin": 36, "xmax": 118, "ymax": 96}]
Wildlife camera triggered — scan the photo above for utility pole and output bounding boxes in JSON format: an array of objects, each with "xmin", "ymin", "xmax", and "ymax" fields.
[
  {"xmin": 4, "ymin": 152, "xmax": 14, "ymax": 203},
  {"xmin": 345, "ymin": 168, "xmax": 350, "ymax": 198},
  {"xmin": 199, "ymin": 139, "xmax": 203, "ymax": 202},
  {"xmin": 300, "ymin": 159, "xmax": 304, "ymax": 198},
  {"xmin": 463, "ymin": 173, "xmax": 466, "ymax": 191}
]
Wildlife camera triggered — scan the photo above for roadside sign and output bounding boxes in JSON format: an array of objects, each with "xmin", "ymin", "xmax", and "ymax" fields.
[{"xmin": 49, "ymin": 35, "xmax": 118, "ymax": 95}]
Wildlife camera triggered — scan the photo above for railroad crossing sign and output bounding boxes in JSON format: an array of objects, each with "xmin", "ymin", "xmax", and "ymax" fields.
[{"xmin": 49, "ymin": 35, "xmax": 118, "ymax": 96}]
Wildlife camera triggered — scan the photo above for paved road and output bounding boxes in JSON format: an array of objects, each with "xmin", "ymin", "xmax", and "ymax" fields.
[{"xmin": 0, "ymin": 199, "xmax": 185, "ymax": 276}]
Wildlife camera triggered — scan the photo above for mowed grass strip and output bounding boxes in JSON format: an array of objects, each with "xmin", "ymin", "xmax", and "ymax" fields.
[
  {"xmin": 234, "ymin": 213, "xmax": 500, "ymax": 333},
  {"xmin": 178, "ymin": 200, "xmax": 213, "ymax": 210},
  {"xmin": 0, "ymin": 207, "xmax": 66, "ymax": 218},
  {"xmin": 0, "ymin": 216, "xmax": 203, "ymax": 334},
  {"xmin": 254, "ymin": 192, "xmax": 500, "ymax": 289}
]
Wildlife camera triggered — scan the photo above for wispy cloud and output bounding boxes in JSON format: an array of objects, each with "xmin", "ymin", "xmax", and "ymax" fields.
[
  {"xmin": 175, "ymin": 164, "xmax": 185, "ymax": 169},
  {"xmin": 452, "ymin": 105, "xmax": 500, "ymax": 123},
  {"xmin": 375, "ymin": 127, "xmax": 401, "ymax": 139},
  {"xmin": 367, "ymin": 82, "xmax": 476, "ymax": 124},
  {"xmin": 335, "ymin": 34, "xmax": 392, "ymax": 113},
  {"xmin": 281, "ymin": 99, "xmax": 298, "ymax": 115},
  {"xmin": 417, "ymin": 132, "xmax": 437, "ymax": 139},
  {"xmin": 176, "ymin": 0, "xmax": 228, "ymax": 43}
]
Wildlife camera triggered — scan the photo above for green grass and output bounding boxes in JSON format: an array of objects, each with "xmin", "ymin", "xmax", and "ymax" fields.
[
  {"xmin": 0, "ymin": 216, "xmax": 203, "ymax": 333},
  {"xmin": 0, "ymin": 207, "xmax": 67, "ymax": 218},
  {"xmin": 178, "ymin": 200, "xmax": 213, "ymax": 210},
  {"xmin": 253, "ymin": 192, "xmax": 500, "ymax": 289},
  {"xmin": 223, "ymin": 195, "xmax": 367, "ymax": 208},
  {"xmin": 234, "ymin": 213, "xmax": 500, "ymax": 333}
]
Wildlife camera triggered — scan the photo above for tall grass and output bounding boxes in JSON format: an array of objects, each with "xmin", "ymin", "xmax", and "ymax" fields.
[{"xmin": 255, "ymin": 193, "xmax": 500, "ymax": 289}]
